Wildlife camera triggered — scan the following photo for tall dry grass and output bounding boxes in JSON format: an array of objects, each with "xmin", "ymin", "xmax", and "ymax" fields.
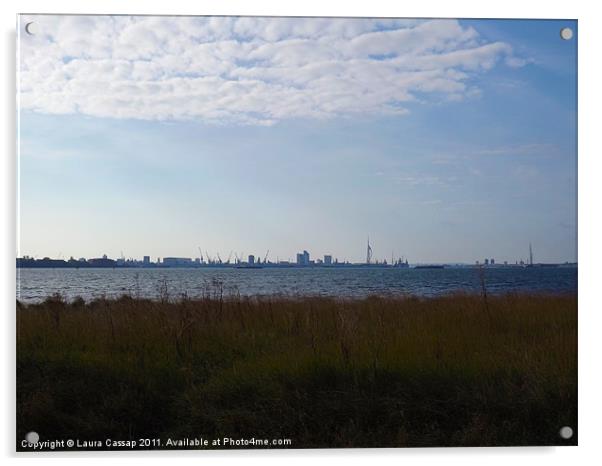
[{"xmin": 17, "ymin": 291, "xmax": 577, "ymax": 448}]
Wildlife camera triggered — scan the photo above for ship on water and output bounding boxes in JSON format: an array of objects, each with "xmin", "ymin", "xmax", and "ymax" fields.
[{"xmin": 393, "ymin": 258, "xmax": 410, "ymax": 268}]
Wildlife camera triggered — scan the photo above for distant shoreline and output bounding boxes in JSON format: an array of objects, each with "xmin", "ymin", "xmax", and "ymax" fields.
[{"xmin": 16, "ymin": 262, "xmax": 578, "ymax": 269}]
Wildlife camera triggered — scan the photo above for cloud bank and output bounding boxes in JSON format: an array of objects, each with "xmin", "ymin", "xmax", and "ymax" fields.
[{"xmin": 19, "ymin": 16, "xmax": 525, "ymax": 125}]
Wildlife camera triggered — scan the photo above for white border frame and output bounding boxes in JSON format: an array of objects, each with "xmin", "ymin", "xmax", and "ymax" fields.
[{"xmin": 2, "ymin": 1, "xmax": 600, "ymax": 465}]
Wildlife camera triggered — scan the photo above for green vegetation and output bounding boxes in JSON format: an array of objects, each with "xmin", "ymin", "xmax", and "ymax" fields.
[{"xmin": 17, "ymin": 292, "xmax": 577, "ymax": 449}]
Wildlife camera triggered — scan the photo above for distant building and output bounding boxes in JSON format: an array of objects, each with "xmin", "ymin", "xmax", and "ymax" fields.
[
  {"xmin": 490, "ymin": 258, "xmax": 495, "ymax": 265},
  {"xmin": 484, "ymin": 258, "xmax": 489, "ymax": 265},
  {"xmin": 88, "ymin": 256, "xmax": 116, "ymax": 267},
  {"xmin": 295, "ymin": 250, "xmax": 310, "ymax": 265},
  {"xmin": 143, "ymin": 255, "xmax": 150, "ymax": 265},
  {"xmin": 324, "ymin": 254, "xmax": 332, "ymax": 265},
  {"xmin": 162, "ymin": 257, "xmax": 193, "ymax": 267},
  {"xmin": 248, "ymin": 255, "xmax": 255, "ymax": 265}
]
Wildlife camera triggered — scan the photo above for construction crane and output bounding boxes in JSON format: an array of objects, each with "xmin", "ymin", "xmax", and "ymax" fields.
[
  {"xmin": 197, "ymin": 247, "xmax": 204, "ymax": 263},
  {"xmin": 216, "ymin": 252, "xmax": 222, "ymax": 264},
  {"xmin": 205, "ymin": 250, "xmax": 212, "ymax": 264},
  {"xmin": 226, "ymin": 250, "xmax": 233, "ymax": 264},
  {"xmin": 263, "ymin": 249, "xmax": 270, "ymax": 264}
]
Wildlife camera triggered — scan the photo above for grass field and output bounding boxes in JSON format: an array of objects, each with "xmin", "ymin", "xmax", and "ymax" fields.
[{"xmin": 16, "ymin": 291, "xmax": 577, "ymax": 449}]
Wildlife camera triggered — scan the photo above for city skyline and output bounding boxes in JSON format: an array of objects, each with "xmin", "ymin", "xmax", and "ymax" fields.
[
  {"xmin": 16, "ymin": 239, "xmax": 559, "ymax": 267},
  {"xmin": 18, "ymin": 16, "xmax": 577, "ymax": 263}
]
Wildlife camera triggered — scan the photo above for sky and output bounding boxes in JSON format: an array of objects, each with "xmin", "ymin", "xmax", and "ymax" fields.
[{"xmin": 17, "ymin": 16, "xmax": 577, "ymax": 264}]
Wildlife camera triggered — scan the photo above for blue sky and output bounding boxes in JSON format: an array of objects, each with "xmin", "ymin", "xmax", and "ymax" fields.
[{"xmin": 18, "ymin": 17, "xmax": 576, "ymax": 263}]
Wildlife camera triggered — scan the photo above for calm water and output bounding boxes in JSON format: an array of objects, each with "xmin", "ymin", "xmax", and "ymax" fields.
[{"xmin": 16, "ymin": 267, "xmax": 577, "ymax": 303}]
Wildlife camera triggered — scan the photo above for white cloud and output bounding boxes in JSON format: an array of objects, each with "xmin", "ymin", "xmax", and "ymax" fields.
[{"xmin": 19, "ymin": 16, "xmax": 526, "ymax": 125}]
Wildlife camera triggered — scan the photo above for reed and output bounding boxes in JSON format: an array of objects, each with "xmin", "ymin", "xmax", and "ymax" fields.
[{"xmin": 16, "ymin": 291, "xmax": 577, "ymax": 448}]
